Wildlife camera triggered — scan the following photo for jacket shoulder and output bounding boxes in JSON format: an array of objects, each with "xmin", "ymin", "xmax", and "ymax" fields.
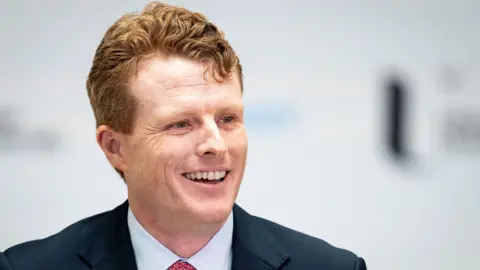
[
  {"xmin": 2, "ymin": 209, "xmax": 111, "ymax": 270},
  {"xmin": 259, "ymin": 216, "xmax": 364, "ymax": 269}
]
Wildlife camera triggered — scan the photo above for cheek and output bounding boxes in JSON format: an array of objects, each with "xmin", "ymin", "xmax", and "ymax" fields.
[
  {"xmin": 127, "ymin": 136, "xmax": 163, "ymax": 174},
  {"xmin": 226, "ymin": 129, "xmax": 248, "ymax": 155},
  {"xmin": 155, "ymin": 138, "xmax": 196, "ymax": 171}
]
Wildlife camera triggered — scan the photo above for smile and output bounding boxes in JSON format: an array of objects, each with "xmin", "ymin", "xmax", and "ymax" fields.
[{"xmin": 182, "ymin": 170, "xmax": 229, "ymax": 182}]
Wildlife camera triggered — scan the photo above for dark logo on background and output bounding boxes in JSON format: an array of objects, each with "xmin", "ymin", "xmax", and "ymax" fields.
[
  {"xmin": 384, "ymin": 74, "xmax": 409, "ymax": 161},
  {"xmin": 0, "ymin": 107, "xmax": 62, "ymax": 154},
  {"xmin": 382, "ymin": 67, "xmax": 480, "ymax": 164},
  {"xmin": 443, "ymin": 110, "xmax": 480, "ymax": 153}
]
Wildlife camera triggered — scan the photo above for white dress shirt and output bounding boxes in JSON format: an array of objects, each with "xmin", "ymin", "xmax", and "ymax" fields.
[{"xmin": 127, "ymin": 207, "xmax": 233, "ymax": 270}]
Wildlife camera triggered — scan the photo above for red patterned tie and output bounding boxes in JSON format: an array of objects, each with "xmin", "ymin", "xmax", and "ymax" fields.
[{"xmin": 167, "ymin": 260, "xmax": 197, "ymax": 270}]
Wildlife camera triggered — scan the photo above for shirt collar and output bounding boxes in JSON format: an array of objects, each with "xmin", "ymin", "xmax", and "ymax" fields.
[{"xmin": 128, "ymin": 207, "xmax": 233, "ymax": 270}]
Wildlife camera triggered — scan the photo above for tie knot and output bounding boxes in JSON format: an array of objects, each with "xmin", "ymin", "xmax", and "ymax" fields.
[{"xmin": 167, "ymin": 260, "xmax": 197, "ymax": 270}]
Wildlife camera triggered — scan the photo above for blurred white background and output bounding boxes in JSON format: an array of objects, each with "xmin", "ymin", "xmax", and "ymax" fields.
[{"xmin": 1, "ymin": 1, "xmax": 479, "ymax": 269}]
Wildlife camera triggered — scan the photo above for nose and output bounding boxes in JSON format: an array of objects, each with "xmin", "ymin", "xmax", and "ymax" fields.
[{"xmin": 196, "ymin": 120, "xmax": 227, "ymax": 157}]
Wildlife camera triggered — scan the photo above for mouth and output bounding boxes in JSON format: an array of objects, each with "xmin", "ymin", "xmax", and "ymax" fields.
[{"xmin": 182, "ymin": 170, "xmax": 229, "ymax": 183}]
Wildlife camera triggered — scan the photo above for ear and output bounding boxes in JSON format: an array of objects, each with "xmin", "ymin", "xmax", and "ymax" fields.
[{"xmin": 96, "ymin": 125, "xmax": 128, "ymax": 173}]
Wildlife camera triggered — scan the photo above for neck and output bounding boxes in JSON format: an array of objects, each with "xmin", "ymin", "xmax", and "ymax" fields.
[{"xmin": 129, "ymin": 201, "xmax": 228, "ymax": 258}]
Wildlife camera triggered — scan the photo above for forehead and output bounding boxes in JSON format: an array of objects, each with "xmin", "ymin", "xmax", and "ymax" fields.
[{"xmin": 129, "ymin": 56, "xmax": 242, "ymax": 105}]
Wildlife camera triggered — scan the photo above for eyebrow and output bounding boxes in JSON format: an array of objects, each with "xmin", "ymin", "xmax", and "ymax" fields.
[{"xmin": 155, "ymin": 102, "xmax": 244, "ymax": 120}]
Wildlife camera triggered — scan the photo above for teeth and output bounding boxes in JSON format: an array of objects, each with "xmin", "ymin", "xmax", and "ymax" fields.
[{"xmin": 184, "ymin": 170, "xmax": 228, "ymax": 181}]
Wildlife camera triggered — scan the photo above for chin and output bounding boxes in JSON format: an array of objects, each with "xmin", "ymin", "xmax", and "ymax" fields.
[{"xmin": 188, "ymin": 199, "xmax": 234, "ymax": 223}]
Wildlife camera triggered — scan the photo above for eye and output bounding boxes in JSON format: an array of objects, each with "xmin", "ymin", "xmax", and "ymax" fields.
[
  {"xmin": 221, "ymin": 115, "xmax": 235, "ymax": 124},
  {"xmin": 171, "ymin": 121, "xmax": 191, "ymax": 129}
]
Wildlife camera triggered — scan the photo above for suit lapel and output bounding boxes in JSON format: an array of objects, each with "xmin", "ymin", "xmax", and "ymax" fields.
[
  {"xmin": 77, "ymin": 201, "xmax": 137, "ymax": 270},
  {"xmin": 231, "ymin": 205, "xmax": 290, "ymax": 270},
  {"xmin": 76, "ymin": 201, "xmax": 290, "ymax": 270}
]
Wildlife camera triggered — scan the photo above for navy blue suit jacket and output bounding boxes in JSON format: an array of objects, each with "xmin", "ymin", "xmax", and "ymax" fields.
[{"xmin": 1, "ymin": 201, "xmax": 367, "ymax": 270}]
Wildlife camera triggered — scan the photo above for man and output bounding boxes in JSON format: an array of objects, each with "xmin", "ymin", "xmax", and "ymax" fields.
[{"xmin": 1, "ymin": 2, "xmax": 367, "ymax": 270}]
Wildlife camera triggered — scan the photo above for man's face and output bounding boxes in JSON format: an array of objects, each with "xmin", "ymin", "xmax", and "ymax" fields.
[{"xmin": 118, "ymin": 56, "xmax": 247, "ymax": 223}]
